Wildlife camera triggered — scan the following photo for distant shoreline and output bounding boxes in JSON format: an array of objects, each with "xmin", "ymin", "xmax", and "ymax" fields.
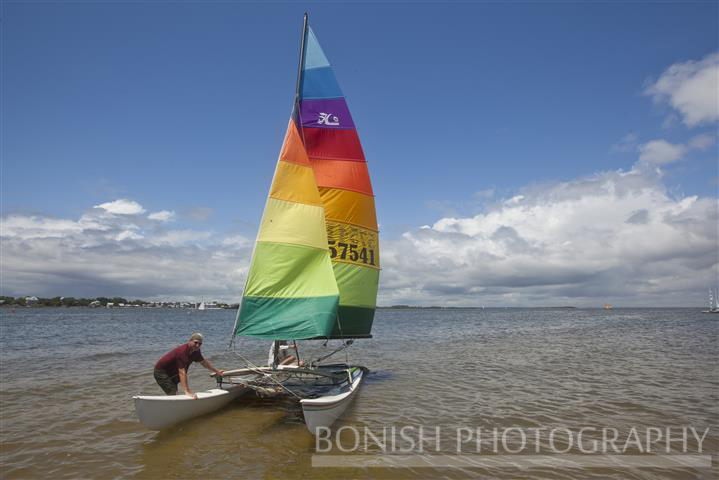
[
  {"xmin": 377, "ymin": 305, "xmax": 579, "ymax": 310},
  {"xmin": 1, "ymin": 304, "xmax": 702, "ymax": 310}
]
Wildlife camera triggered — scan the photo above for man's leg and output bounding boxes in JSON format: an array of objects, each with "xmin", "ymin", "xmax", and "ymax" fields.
[{"xmin": 153, "ymin": 368, "xmax": 178, "ymax": 395}]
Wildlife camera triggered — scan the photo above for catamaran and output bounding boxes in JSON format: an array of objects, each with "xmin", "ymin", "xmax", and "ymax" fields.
[{"xmin": 134, "ymin": 14, "xmax": 379, "ymax": 434}]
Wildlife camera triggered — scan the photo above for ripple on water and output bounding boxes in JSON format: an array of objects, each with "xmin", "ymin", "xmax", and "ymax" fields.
[{"xmin": 1, "ymin": 308, "xmax": 718, "ymax": 479}]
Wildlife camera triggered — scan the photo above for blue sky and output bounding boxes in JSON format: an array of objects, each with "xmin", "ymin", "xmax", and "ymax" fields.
[{"xmin": 2, "ymin": 2, "xmax": 718, "ymax": 306}]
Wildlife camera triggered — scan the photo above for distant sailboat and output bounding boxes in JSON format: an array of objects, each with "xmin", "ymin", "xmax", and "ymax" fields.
[
  {"xmin": 702, "ymin": 288, "xmax": 719, "ymax": 314},
  {"xmin": 198, "ymin": 301, "xmax": 206, "ymax": 311}
]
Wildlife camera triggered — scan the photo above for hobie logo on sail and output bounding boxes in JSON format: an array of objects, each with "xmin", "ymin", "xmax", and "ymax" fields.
[{"xmin": 318, "ymin": 112, "xmax": 340, "ymax": 126}]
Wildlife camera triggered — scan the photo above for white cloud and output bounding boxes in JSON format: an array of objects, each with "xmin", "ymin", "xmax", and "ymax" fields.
[
  {"xmin": 2, "ymin": 166, "xmax": 716, "ymax": 306},
  {"xmin": 380, "ymin": 165, "xmax": 717, "ymax": 307},
  {"xmin": 94, "ymin": 199, "xmax": 146, "ymax": 215},
  {"xmin": 688, "ymin": 133, "xmax": 716, "ymax": 150},
  {"xmin": 636, "ymin": 134, "xmax": 716, "ymax": 168},
  {"xmin": 116, "ymin": 230, "xmax": 144, "ymax": 241},
  {"xmin": 222, "ymin": 235, "xmax": 252, "ymax": 248},
  {"xmin": 149, "ymin": 230, "xmax": 212, "ymax": 247},
  {"xmin": 637, "ymin": 139, "xmax": 687, "ymax": 166},
  {"xmin": 148, "ymin": 210, "xmax": 175, "ymax": 222},
  {"xmin": 1, "ymin": 215, "xmax": 84, "ymax": 239},
  {"xmin": 644, "ymin": 52, "xmax": 719, "ymax": 127},
  {"xmin": 0, "ymin": 206, "xmax": 252, "ymax": 302}
]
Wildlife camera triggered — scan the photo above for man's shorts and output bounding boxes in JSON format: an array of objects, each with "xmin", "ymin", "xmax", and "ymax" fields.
[{"xmin": 153, "ymin": 368, "xmax": 179, "ymax": 395}]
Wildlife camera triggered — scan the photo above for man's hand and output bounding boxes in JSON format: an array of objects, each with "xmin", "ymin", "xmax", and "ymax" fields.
[{"xmin": 215, "ymin": 369, "xmax": 224, "ymax": 376}]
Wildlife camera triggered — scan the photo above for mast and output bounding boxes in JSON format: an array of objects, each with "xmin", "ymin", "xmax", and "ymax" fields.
[
  {"xmin": 295, "ymin": 13, "xmax": 309, "ymax": 101},
  {"xmin": 294, "ymin": 13, "xmax": 309, "ymax": 145}
]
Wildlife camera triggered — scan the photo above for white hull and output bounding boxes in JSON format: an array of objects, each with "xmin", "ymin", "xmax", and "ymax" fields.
[
  {"xmin": 301, "ymin": 367, "xmax": 366, "ymax": 435},
  {"xmin": 133, "ymin": 384, "xmax": 249, "ymax": 430}
]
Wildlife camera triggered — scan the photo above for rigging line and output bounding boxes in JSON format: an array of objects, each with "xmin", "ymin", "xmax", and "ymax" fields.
[
  {"xmin": 311, "ymin": 337, "xmax": 354, "ymax": 365},
  {"xmin": 231, "ymin": 342, "xmax": 302, "ymax": 399},
  {"xmin": 293, "ymin": 340, "xmax": 301, "ymax": 366},
  {"xmin": 333, "ymin": 310, "xmax": 351, "ymax": 365}
]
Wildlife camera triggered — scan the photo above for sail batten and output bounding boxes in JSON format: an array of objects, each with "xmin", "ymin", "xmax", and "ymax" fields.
[{"xmin": 234, "ymin": 19, "xmax": 378, "ymax": 341}]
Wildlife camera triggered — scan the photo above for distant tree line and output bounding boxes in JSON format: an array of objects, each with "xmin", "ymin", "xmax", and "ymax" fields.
[{"xmin": 0, "ymin": 296, "xmax": 145, "ymax": 307}]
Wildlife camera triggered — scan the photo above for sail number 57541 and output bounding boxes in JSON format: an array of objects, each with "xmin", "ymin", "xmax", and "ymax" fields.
[{"xmin": 328, "ymin": 240, "xmax": 376, "ymax": 266}]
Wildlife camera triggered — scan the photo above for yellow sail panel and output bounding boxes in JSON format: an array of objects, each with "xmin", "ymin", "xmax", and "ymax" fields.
[
  {"xmin": 258, "ymin": 198, "xmax": 329, "ymax": 250},
  {"xmin": 326, "ymin": 220, "xmax": 380, "ymax": 270},
  {"xmin": 319, "ymin": 187, "xmax": 377, "ymax": 231},
  {"xmin": 270, "ymin": 160, "xmax": 323, "ymax": 206}
]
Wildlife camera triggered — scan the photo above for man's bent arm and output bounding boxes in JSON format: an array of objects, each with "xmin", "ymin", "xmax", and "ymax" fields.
[{"xmin": 201, "ymin": 359, "xmax": 223, "ymax": 376}]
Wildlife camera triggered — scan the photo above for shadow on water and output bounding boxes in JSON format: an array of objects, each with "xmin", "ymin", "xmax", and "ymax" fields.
[
  {"xmin": 132, "ymin": 392, "xmax": 319, "ymax": 479},
  {"xmin": 364, "ymin": 369, "xmax": 393, "ymax": 384}
]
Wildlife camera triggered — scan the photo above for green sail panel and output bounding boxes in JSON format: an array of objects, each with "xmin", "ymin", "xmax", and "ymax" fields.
[
  {"xmin": 235, "ymin": 242, "xmax": 340, "ymax": 339},
  {"xmin": 237, "ymin": 295, "xmax": 339, "ymax": 339},
  {"xmin": 333, "ymin": 263, "xmax": 379, "ymax": 309},
  {"xmin": 244, "ymin": 242, "xmax": 339, "ymax": 298},
  {"xmin": 329, "ymin": 306, "xmax": 375, "ymax": 338}
]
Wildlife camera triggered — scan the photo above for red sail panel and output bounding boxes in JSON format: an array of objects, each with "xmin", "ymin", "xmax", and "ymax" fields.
[{"xmin": 303, "ymin": 127, "xmax": 365, "ymax": 162}]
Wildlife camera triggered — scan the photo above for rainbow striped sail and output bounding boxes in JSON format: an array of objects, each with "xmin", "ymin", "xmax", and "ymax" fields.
[{"xmin": 233, "ymin": 17, "xmax": 379, "ymax": 340}]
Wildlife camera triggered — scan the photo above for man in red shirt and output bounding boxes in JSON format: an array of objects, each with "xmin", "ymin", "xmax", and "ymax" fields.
[{"xmin": 154, "ymin": 333, "xmax": 224, "ymax": 399}]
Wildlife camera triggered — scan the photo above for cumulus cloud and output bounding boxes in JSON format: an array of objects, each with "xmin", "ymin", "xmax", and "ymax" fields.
[
  {"xmin": 625, "ymin": 209, "xmax": 649, "ymax": 225},
  {"xmin": 636, "ymin": 134, "xmax": 715, "ymax": 168},
  {"xmin": 148, "ymin": 210, "xmax": 175, "ymax": 222},
  {"xmin": 637, "ymin": 139, "xmax": 687, "ymax": 166},
  {"xmin": 2, "ymin": 166, "xmax": 716, "ymax": 306},
  {"xmin": 1, "ymin": 202, "xmax": 252, "ymax": 302},
  {"xmin": 94, "ymin": 199, "xmax": 146, "ymax": 215},
  {"xmin": 379, "ymin": 164, "xmax": 718, "ymax": 307},
  {"xmin": 644, "ymin": 52, "xmax": 719, "ymax": 127}
]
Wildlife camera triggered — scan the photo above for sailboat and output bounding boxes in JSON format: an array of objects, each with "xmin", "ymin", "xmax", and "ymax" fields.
[
  {"xmin": 133, "ymin": 14, "xmax": 379, "ymax": 433},
  {"xmin": 702, "ymin": 288, "xmax": 719, "ymax": 314}
]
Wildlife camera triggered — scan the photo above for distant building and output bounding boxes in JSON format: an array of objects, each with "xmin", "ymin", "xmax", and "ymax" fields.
[
  {"xmin": 89, "ymin": 300, "xmax": 102, "ymax": 308},
  {"xmin": 25, "ymin": 296, "xmax": 39, "ymax": 306}
]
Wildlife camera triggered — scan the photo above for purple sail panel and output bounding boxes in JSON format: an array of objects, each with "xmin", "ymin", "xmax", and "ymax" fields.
[{"xmin": 299, "ymin": 98, "xmax": 355, "ymax": 130}]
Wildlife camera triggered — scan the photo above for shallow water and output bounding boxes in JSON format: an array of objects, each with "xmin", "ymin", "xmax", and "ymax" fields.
[{"xmin": 1, "ymin": 307, "xmax": 717, "ymax": 479}]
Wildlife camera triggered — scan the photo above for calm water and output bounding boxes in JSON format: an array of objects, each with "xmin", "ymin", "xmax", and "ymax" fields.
[{"xmin": 1, "ymin": 307, "xmax": 717, "ymax": 479}]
